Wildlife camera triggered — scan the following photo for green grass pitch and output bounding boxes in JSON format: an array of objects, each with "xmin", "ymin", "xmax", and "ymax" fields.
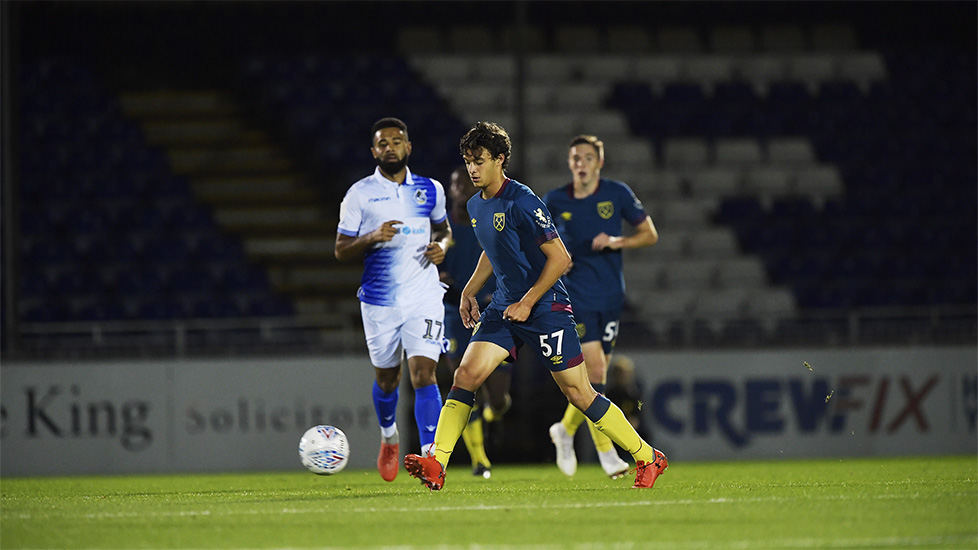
[{"xmin": 2, "ymin": 456, "xmax": 975, "ymax": 549}]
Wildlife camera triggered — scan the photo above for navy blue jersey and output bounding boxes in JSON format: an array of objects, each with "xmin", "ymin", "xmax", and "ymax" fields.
[
  {"xmin": 442, "ymin": 205, "xmax": 496, "ymax": 359},
  {"xmin": 543, "ymin": 178, "xmax": 648, "ymax": 312},
  {"xmin": 467, "ymin": 178, "xmax": 571, "ymax": 312},
  {"xmin": 442, "ymin": 206, "xmax": 495, "ymax": 306}
]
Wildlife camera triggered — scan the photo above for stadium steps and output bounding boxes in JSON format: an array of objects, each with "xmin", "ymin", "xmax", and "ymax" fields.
[
  {"xmin": 120, "ymin": 89, "xmax": 363, "ymax": 323},
  {"xmin": 411, "ymin": 52, "xmax": 829, "ymax": 342}
]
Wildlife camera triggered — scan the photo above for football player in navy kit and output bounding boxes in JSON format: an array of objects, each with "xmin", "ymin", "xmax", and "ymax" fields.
[
  {"xmin": 543, "ymin": 135, "xmax": 659, "ymax": 479},
  {"xmin": 405, "ymin": 123, "xmax": 667, "ymax": 491}
]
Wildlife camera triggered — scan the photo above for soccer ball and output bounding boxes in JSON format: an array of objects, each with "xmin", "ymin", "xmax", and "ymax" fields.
[{"xmin": 299, "ymin": 425, "xmax": 349, "ymax": 475}]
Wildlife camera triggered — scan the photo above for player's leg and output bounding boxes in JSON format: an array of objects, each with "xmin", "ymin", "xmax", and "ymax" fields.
[
  {"xmin": 538, "ymin": 310, "xmax": 667, "ymax": 488},
  {"xmin": 465, "ymin": 361, "xmax": 512, "ymax": 478},
  {"xmin": 361, "ymin": 302, "xmax": 404, "ymax": 482},
  {"xmin": 405, "ymin": 342, "xmax": 510, "ymax": 490},
  {"xmin": 481, "ymin": 362, "xmax": 512, "ymax": 422},
  {"xmin": 460, "ymin": 402, "xmax": 491, "ymax": 475},
  {"xmin": 402, "ymin": 299, "xmax": 448, "ymax": 457},
  {"xmin": 552, "ymin": 342, "xmax": 606, "ymax": 475},
  {"xmin": 445, "ymin": 306, "xmax": 492, "ymax": 474},
  {"xmin": 405, "ymin": 310, "xmax": 515, "ymax": 490},
  {"xmin": 406, "ymin": 354, "xmax": 441, "ymax": 456},
  {"xmin": 433, "ymin": 341, "xmax": 510, "ymax": 467},
  {"xmin": 579, "ymin": 343, "xmax": 629, "ymax": 478},
  {"xmin": 551, "ymin": 312, "xmax": 603, "ymax": 475},
  {"xmin": 556, "ymin": 314, "xmax": 603, "ymax": 437},
  {"xmin": 551, "ymin": 364, "xmax": 667, "ymax": 488},
  {"xmin": 550, "ymin": 364, "xmax": 654, "ymax": 460}
]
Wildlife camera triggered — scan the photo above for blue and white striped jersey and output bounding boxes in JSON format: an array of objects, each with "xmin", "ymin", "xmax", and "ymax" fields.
[{"xmin": 337, "ymin": 167, "xmax": 448, "ymax": 307}]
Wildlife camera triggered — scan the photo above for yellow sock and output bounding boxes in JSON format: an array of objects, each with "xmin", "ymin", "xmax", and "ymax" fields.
[
  {"xmin": 560, "ymin": 402, "xmax": 586, "ymax": 436},
  {"xmin": 587, "ymin": 419, "xmax": 614, "ymax": 454},
  {"xmin": 460, "ymin": 417, "xmax": 491, "ymax": 468},
  {"xmin": 589, "ymin": 398, "xmax": 655, "ymax": 463},
  {"xmin": 433, "ymin": 396, "xmax": 473, "ymax": 468}
]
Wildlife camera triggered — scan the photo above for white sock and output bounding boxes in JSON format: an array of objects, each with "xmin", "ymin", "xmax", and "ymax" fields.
[
  {"xmin": 381, "ymin": 424, "xmax": 398, "ymax": 441},
  {"xmin": 420, "ymin": 442, "xmax": 434, "ymax": 457}
]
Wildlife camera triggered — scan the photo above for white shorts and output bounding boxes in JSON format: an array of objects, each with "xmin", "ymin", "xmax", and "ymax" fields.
[{"xmin": 360, "ymin": 300, "xmax": 446, "ymax": 369}]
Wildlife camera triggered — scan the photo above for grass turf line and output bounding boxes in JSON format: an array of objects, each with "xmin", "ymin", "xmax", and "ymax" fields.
[{"xmin": 1, "ymin": 456, "xmax": 975, "ymax": 549}]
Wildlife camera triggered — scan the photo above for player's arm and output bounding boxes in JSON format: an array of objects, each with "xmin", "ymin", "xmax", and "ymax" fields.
[
  {"xmin": 460, "ymin": 251, "xmax": 495, "ymax": 328},
  {"xmin": 334, "ymin": 220, "xmax": 403, "ymax": 262},
  {"xmin": 591, "ymin": 216, "xmax": 658, "ymax": 251},
  {"xmin": 504, "ymin": 237, "xmax": 572, "ymax": 323},
  {"xmin": 423, "ymin": 219, "xmax": 452, "ymax": 266}
]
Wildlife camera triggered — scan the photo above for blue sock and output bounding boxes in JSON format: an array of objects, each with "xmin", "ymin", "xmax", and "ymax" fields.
[
  {"xmin": 372, "ymin": 381, "xmax": 398, "ymax": 430},
  {"xmin": 584, "ymin": 394, "xmax": 612, "ymax": 424},
  {"xmin": 414, "ymin": 383, "xmax": 443, "ymax": 449}
]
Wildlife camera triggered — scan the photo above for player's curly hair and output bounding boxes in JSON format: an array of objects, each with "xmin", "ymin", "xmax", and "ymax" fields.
[{"xmin": 460, "ymin": 121, "xmax": 511, "ymax": 171}]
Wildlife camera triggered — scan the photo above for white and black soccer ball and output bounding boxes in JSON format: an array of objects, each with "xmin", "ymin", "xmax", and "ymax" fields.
[{"xmin": 299, "ymin": 425, "xmax": 349, "ymax": 475}]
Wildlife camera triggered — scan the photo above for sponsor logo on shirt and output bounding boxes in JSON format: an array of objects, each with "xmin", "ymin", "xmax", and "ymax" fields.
[
  {"xmin": 400, "ymin": 223, "xmax": 428, "ymax": 235},
  {"xmin": 561, "ymin": 211, "xmax": 572, "ymax": 220}
]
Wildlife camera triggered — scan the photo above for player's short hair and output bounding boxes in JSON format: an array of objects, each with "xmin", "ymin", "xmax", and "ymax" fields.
[
  {"xmin": 569, "ymin": 134, "xmax": 604, "ymax": 161},
  {"xmin": 460, "ymin": 121, "xmax": 511, "ymax": 171},
  {"xmin": 371, "ymin": 117, "xmax": 409, "ymax": 141}
]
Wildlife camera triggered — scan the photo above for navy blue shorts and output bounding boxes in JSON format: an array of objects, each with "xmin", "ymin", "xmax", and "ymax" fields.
[
  {"xmin": 471, "ymin": 304, "xmax": 584, "ymax": 372},
  {"xmin": 574, "ymin": 309, "xmax": 621, "ymax": 355},
  {"xmin": 443, "ymin": 304, "xmax": 471, "ymax": 361}
]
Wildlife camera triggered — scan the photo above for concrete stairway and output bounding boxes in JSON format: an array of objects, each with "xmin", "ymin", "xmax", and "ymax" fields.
[{"xmin": 119, "ymin": 90, "xmax": 363, "ymax": 334}]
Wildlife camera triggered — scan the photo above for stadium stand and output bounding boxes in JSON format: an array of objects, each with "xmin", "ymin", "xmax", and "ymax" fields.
[
  {"xmin": 7, "ymin": 2, "xmax": 975, "ymax": 355},
  {"xmin": 16, "ymin": 59, "xmax": 301, "ymax": 341}
]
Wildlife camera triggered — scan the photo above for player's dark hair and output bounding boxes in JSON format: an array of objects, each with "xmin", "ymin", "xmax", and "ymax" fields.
[
  {"xmin": 460, "ymin": 121, "xmax": 511, "ymax": 171},
  {"xmin": 371, "ymin": 117, "xmax": 409, "ymax": 141},
  {"xmin": 569, "ymin": 134, "xmax": 604, "ymax": 160}
]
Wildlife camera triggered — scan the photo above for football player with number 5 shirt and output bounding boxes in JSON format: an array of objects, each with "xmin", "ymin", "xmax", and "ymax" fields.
[
  {"xmin": 335, "ymin": 117, "xmax": 450, "ymax": 482},
  {"xmin": 404, "ymin": 122, "xmax": 667, "ymax": 491},
  {"xmin": 543, "ymin": 135, "xmax": 659, "ymax": 479}
]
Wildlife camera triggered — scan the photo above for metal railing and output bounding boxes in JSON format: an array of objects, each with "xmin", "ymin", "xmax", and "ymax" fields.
[{"xmin": 5, "ymin": 305, "xmax": 974, "ymax": 360}]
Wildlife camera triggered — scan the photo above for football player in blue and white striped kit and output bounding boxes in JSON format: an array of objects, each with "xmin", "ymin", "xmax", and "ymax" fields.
[{"xmin": 335, "ymin": 118, "xmax": 451, "ymax": 482}]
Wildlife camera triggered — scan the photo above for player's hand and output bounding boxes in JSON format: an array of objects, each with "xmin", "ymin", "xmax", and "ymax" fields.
[
  {"xmin": 460, "ymin": 294, "xmax": 481, "ymax": 329},
  {"xmin": 372, "ymin": 220, "xmax": 403, "ymax": 244},
  {"xmin": 502, "ymin": 301, "xmax": 532, "ymax": 323},
  {"xmin": 423, "ymin": 242, "xmax": 447, "ymax": 266},
  {"xmin": 592, "ymin": 232, "xmax": 620, "ymax": 251},
  {"xmin": 563, "ymin": 258, "xmax": 574, "ymax": 276}
]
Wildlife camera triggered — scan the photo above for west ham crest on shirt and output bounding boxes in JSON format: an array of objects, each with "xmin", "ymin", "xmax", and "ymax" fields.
[
  {"xmin": 597, "ymin": 201, "xmax": 614, "ymax": 219},
  {"xmin": 493, "ymin": 212, "xmax": 506, "ymax": 231}
]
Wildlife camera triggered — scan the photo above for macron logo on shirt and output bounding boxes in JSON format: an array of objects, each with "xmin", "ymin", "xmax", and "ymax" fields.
[{"xmin": 369, "ymin": 196, "xmax": 392, "ymax": 203}]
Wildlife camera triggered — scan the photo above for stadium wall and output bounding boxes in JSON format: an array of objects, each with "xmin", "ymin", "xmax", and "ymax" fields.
[{"xmin": 1, "ymin": 346, "xmax": 974, "ymax": 477}]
